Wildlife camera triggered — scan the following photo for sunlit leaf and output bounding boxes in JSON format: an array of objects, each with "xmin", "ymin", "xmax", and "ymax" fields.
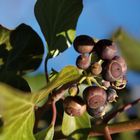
[
  {"xmin": 33, "ymin": 66, "xmax": 81, "ymax": 104},
  {"xmin": 35, "ymin": 0, "xmax": 83, "ymax": 57},
  {"xmin": 0, "ymin": 25, "xmax": 11, "ymax": 50},
  {"xmin": 0, "ymin": 83, "xmax": 35, "ymax": 140},
  {"xmin": 62, "ymin": 112, "xmax": 91, "ymax": 140},
  {"xmin": 24, "ymin": 74, "xmax": 46, "ymax": 92},
  {"xmin": 112, "ymin": 28, "xmax": 140, "ymax": 71},
  {"xmin": 35, "ymin": 124, "xmax": 54, "ymax": 140}
]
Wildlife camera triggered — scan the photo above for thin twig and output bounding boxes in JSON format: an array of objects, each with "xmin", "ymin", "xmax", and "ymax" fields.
[
  {"xmin": 103, "ymin": 98, "xmax": 140, "ymax": 123},
  {"xmin": 103, "ymin": 126, "xmax": 112, "ymax": 140},
  {"xmin": 51, "ymin": 102, "xmax": 57, "ymax": 126},
  {"xmin": 44, "ymin": 55, "xmax": 50, "ymax": 83}
]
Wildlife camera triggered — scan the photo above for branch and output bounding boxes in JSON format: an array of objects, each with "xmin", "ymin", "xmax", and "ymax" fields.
[
  {"xmin": 54, "ymin": 119, "xmax": 140, "ymax": 139},
  {"xmin": 34, "ymin": 79, "xmax": 80, "ymax": 133},
  {"xmin": 103, "ymin": 98, "xmax": 140, "ymax": 123},
  {"xmin": 103, "ymin": 126, "xmax": 112, "ymax": 140},
  {"xmin": 90, "ymin": 119, "xmax": 140, "ymax": 137}
]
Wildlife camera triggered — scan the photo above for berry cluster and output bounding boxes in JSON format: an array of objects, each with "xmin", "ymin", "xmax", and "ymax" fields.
[{"xmin": 63, "ymin": 35, "xmax": 127, "ymax": 118}]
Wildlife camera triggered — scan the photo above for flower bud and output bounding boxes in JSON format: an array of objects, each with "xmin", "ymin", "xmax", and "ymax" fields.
[
  {"xmin": 90, "ymin": 62, "xmax": 102, "ymax": 75},
  {"xmin": 102, "ymin": 80, "xmax": 110, "ymax": 88},
  {"xmin": 111, "ymin": 76, "xmax": 127, "ymax": 90},
  {"xmin": 68, "ymin": 84, "xmax": 79, "ymax": 96},
  {"xmin": 107, "ymin": 88, "xmax": 118, "ymax": 102}
]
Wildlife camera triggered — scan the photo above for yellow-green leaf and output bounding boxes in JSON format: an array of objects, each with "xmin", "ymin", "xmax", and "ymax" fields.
[
  {"xmin": 62, "ymin": 112, "xmax": 91, "ymax": 140},
  {"xmin": 33, "ymin": 66, "xmax": 81, "ymax": 104},
  {"xmin": 0, "ymin": 83, "xmax": 35, "ymax": 140},
  {"xmin": 35, "ymin": 124, "xmax": 54, "ymax": 140}
]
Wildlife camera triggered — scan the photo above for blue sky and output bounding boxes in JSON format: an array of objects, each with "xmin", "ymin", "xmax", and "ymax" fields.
[{"xmin": 0, "ymin": 0, "xmax": 140, "ymax": 86}]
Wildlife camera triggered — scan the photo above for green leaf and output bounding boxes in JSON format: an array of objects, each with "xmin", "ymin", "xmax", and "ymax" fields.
[
  {"xmin": 0, "ymin": 24, "xmax": 44, "ymax": 73},
  {"xmin": 62, "ymin": 112, "xmax": 91, "ymax": 140},
  {"xmin": 35, "ymin": 0, "xmax": 83, "ymax": 57},
  {"xmin": 0, "ymin": 25, "xmax": 11, "ymax": 50},
  {"xmin": 0, "ymin": 71, "xmax": 31, "ymax": 92},
  {"xmin": 33, "ymin": 66, "xmax": 81, "ymax": 104},
  {"xmin": 35, "ymin": 125, "xmax": 54, "ymax": 140},
  {"xmin": 9, "ymin": 23, "xmax": 44, "ymax": 73},
  {"xmin": 44, "ymin": 125, "xmax": 54, "ymax": 140},
  {"xmin": 0, "ymin": 83, "xmax": 35, "ymax": 140},
  {"xmin": 113, "ymin": 28, "xmax": 140, "ymax": 71}
]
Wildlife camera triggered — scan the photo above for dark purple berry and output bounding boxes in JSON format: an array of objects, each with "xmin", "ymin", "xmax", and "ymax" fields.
[
  {"xmin": 113, "ymin": 56, "xmax": 127, "ymax": 74},
  {"xmin": 63, "ymin": 96, "xmax": 86, "ymax": 116},
  {"xmin": 90, "ymin": 62, "xmax": 102, "ymax": 75},
  {"xmin": 83, "ymin": 86, "xmax": 107, "ymax": 109},
  {"xmin": 76, "ymin": 54, "xmax": 91, "ymax": 70},
  {"xmin": 107, "ymin": 88, "xmax": 118, "ymax": 102},
  {"xmin": 87, "ymin": 105, "xmax": 106, "ymax": 118},
  {"xmin": 95, "ymin": 39, "xmax": 117, "ymax": 60},
  {"xmin": 102, "ymin": 60, "xmax": 123, "ymax": 82},
  {"xmin": 73, "ymin": 35, "xmax": 94, "ymax": 53}
]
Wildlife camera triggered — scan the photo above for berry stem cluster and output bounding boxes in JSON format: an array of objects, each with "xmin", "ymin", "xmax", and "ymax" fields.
[{"xmin": 35, "ymin": 34, "xmax": 140, "ymax": 139}]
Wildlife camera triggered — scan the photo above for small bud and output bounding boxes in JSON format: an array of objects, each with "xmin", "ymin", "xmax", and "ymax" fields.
[
  {"xmin": 63, "ymin": 96, "xmax": 86, "ymax": 116},
  {"xmin": 111, "ymin": 76, "xmax": 127, "ymax": 90},
  {"xmin": 107, "ymin": 88, "xmax": 118, "ymax": 103},
  {"xmin": 68, "ymin": 84, "xmax": 79, "ymax": 96},
  {"xmin": 102, "ymin": 80, "xmax": 110, "ymax": 88},
  {"xmin": 90, "ymin": 62, "xmax": 102, "ymax": 75}
]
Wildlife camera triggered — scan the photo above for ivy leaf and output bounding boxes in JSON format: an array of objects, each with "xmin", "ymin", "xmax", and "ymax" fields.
[
  {"xmin": 33, "ymin": 66, "xmax": 81, "ymax": 104},
  {"xmin": 112, "ymin": 28, "xmax": 140, "ymax": 71},
  {"xmin": 0, "ymin": 83, "xmax": 35, "ymax": 140},
  {"xmin": 0, "ymin": 66, "xmax": 80, "ymax": 139},
  {"xmin": 35, "ymin": 0, "xmax": 83, "ymax": 57},
  {"xmin": 44, "ymin": 125, "xmax": 54, "ymax": 140},
  {"xmin": 35, "ymin": 124, "xmax": 54, "ymax": 140},
  {"xmin": 0, "ymin": 24, "xmax": 44, "ymax": 73},
  {"xmin": 0, "ymin": 71, "xmax": 31, "ymax": 92},
  {"xmin": 9, "ymin": 23, "xmax": 44, "ymax": 73},
  {"xmin": 0, "ymin": 25, "xmax": 11, "ymax": 50},
  {"xmin": 62, "ymin": 112, "xmax": 91, "ymax": 140}
]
